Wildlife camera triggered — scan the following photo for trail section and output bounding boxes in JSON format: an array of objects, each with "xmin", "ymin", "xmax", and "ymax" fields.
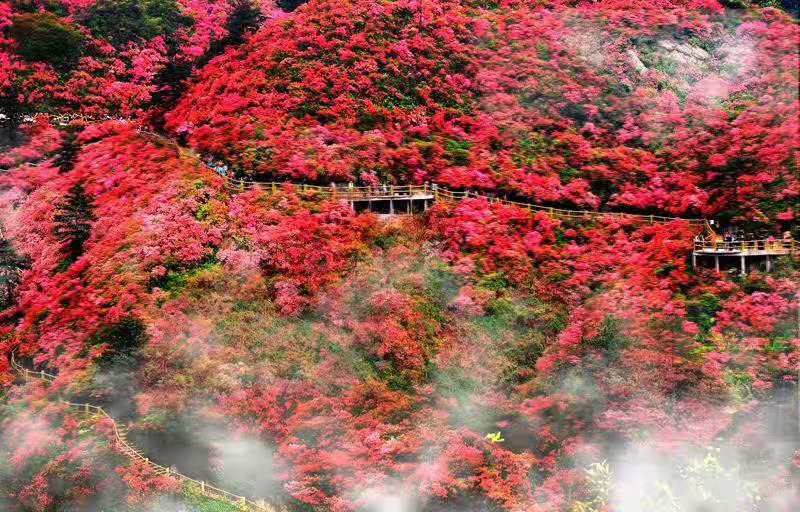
[{"xmin": 8, "ymin": 354, "xmax": 285, "ymax": 512}]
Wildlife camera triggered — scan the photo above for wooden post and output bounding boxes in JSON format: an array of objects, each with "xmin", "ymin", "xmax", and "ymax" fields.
[
  {"xmin": 389, "ymin": 199, "xmax": 394, "ymax": 215},
  {"xmin": 714, "ymin": 255, "xmax": 720, "ymax": 273},
  {"xmin": 740, "ymin": 255, "xmax": 746, "ymax": 276},
  {"xmin": 330, "ymin": 182, "xmax": 336, "ymax": 199},
  {"xmin": 692, "ymin": 252, "xmax": 696, "ymax": 269},
  {"xmin": 766, "ymin": 255, "xmax": 772, "ymax": 272}
]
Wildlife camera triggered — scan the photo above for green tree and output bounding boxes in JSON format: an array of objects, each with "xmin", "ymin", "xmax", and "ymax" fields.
[
  {"xmin": 53, "ymin": 128, "xmax": 83, "ymax": 173},
  {"xmin": 93, "ymin": 316, "xmax": 149, "ymax": 370},
  {"xmin": 0, "ymin": 238, "xmax": 30, "ymax": 308},
  {"xmin": 276, "ymin": 0, "xmax": 308, "ymax": 12},
  {"xmin": 84, "ymin": 0, "xmax": 193, "ymax": 48},
  {"xmin": 53, "ymin": 182, "xmax": 95, "ymax": 264},
  {"xmin": 0, "ymin": 83, "xmax": 27, "ymax": 145},
  {"xmin": 225, "ymin": 0, "xmax": 264, "ymax": 45},
  {"xmin": 9, "ymin": 12, "xmax": 85, "ymax": 70}
]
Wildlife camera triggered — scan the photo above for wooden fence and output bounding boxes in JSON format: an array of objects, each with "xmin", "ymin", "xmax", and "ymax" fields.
[{"xmin": 8, "ymin": 354, "xmax": 283, "ymax": 512}]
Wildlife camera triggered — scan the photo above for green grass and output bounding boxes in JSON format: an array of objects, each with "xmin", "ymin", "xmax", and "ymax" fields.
[
  {"xmin": 181, "ymin": 485, "xmax": 244, "ymax": 512},
  {"xmin": 685, "ymin": 292, "xmax": 721, "ymax": 335},
  {"xmin": 157, "ymin": 260, "xmax": 222, "ymax": 297},
  {"xmin": 445, "ymin": 139, "xmax": 472, "ymax": 166}
]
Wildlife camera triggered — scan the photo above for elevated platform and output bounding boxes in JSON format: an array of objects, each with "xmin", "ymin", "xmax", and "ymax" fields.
[
  {"xmin": 348, "ymin": 186, "xmax": 435, "ymax": 215},
  {"xmin": 693, "ymin": 237, "xmax": 795, "ymax": 274}
]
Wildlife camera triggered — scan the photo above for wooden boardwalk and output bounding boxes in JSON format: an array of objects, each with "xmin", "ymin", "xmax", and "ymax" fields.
[
  {"xmin": 9, "ymin": 354, "xmax": 282, "ymax": 512},
  {"xmin": 224, "ymin": 177, "xmax": 702, "ymax": 225}
]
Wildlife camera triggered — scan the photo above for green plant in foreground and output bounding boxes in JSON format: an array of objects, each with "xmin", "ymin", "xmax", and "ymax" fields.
[
  {"xmin": 485, "ymin": 431, "xmax": 505, "ymax": 443},
  {"xmin": 571, "ymin": 461, "xmax": 611, "ymax": 512},
  {"xmin": 182, "ymin": 483, "xmax": 244, "ymax": 512}
]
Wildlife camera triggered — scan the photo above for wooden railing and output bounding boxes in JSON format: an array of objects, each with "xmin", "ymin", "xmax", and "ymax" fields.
[
  {"xmin": 224, "ymin": 177, "xmax": 702, "ymax": 225},
  {"xmin": 225, "ymin": 178, "xmax": 434, "ymax": 200},
  {"xmin": 25, "ymin": 113, "xmax": 134, "ymax": 126},
  {"xmin": 8, "ymin": 354, "xmax": 283, "ymax": 512},
  {"xmin": 693, "ymin": 237, "xmax": 795, "ymax": 255}
]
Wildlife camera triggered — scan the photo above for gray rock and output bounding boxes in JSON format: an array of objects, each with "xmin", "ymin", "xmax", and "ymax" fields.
[{"xmin": 626, "ymin": 49, "xmax": 648, "ymax": 74}]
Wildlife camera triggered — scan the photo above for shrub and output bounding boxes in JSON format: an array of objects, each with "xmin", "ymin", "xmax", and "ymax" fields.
[
  {"xmin": 685, "ymin": 292, "xmax": 721, "ymax": 334},
  {"xmin": 587, "ymin": 315, "xmax": 630, "ymax": 356}
]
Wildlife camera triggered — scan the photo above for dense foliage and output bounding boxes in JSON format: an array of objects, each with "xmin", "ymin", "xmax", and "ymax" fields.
[
  {"xmin": 0, "ymin": 0, "xmax": 797, "ymax": 511},
  {"xmin": 167, "ymin": 0, "xmax": 798, "ymax": 226}
]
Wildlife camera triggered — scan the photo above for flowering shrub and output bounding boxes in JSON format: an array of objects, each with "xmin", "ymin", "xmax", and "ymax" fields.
[
  {"xmin": 167, "ymin": 0, "xmax": 798, "ymax": 225},
  {"xmin": 0, "ymin": 0, "xmax": 798, "ymax": 511}
]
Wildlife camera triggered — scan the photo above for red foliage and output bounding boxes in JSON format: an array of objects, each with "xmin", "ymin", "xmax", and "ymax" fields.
[
  {"xmin": 167, "ymin": 0, "xmax": 798, "ymax": 222},
  {"xmin": 2, "ymin": 0, "xmax": 798, "ymax": 510},
  {"xmin": 226, "ymin": 187, "xmax": 377, "ymax": 314},
  {"xmin": 1, "ymin": 122, "xmax": 225, "ymax": 371}
]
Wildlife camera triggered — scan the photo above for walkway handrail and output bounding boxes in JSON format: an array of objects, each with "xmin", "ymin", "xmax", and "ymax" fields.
[
  {"xmin": 9, "ymin": 353, "xmax": 56, "ymax": 381},
  {"xmin": 223, "ymin": 176, "xmax": 702, "ymax": 225},
  {"xmin": 8, "ymin": 354, "xmax": 282, "ymax": 512},
  {"xmin": 25, "ymin": 113, "xmax": 134, "ymax": 125}
]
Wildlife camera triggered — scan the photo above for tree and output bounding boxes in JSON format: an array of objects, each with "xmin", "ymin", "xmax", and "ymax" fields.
[
  {"xmin": 84, "ymin": 0, "xmax": 193, "ymax": 48},
  {"xmin": 226, "ymin": 0, "xmax": 264, "ymax": 46},
  {"xmin": 0, "ymin": 237, "xmax": 29, "ymax": 308},
  {"xmin": 53, "ymin": 128, "xmax": 83, "ymax": 173},
  {"xmin": 53, "ymin": 182, "xmax": 95, "ymax": 264},
  {"xmin": 276, "ymin": 0, "xmax": 308, "ymax": 12},
  {"xmin": 94, "ymin": 316, "xmax": 149, "ymax": 370},
  {"xmin": 9, "ymin": 12, "xmax": 84, "ymax": 70},
  {"xmin": 0, "ymin": 83, "xmax": 27, "ymax": 146}
]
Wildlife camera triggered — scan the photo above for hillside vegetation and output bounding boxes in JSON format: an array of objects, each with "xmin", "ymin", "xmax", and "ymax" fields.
[{"xmin": 0, "ymin": 0, "xmax": 798, "ymax": 511}]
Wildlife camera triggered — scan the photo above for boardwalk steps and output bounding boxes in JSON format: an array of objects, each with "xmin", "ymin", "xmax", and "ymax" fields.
[{"xmin": 8, "ymin": 354, "xmax": 283, "ymax": 512}]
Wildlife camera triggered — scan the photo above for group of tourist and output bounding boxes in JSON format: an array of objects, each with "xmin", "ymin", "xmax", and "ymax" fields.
[
  {"xmin": 717, "ymin": 228, "xmax": 793, "ymax": 251},
  {"xmin": 204, "ymin": 156, "xmax": 229, "ymax": 177}
]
